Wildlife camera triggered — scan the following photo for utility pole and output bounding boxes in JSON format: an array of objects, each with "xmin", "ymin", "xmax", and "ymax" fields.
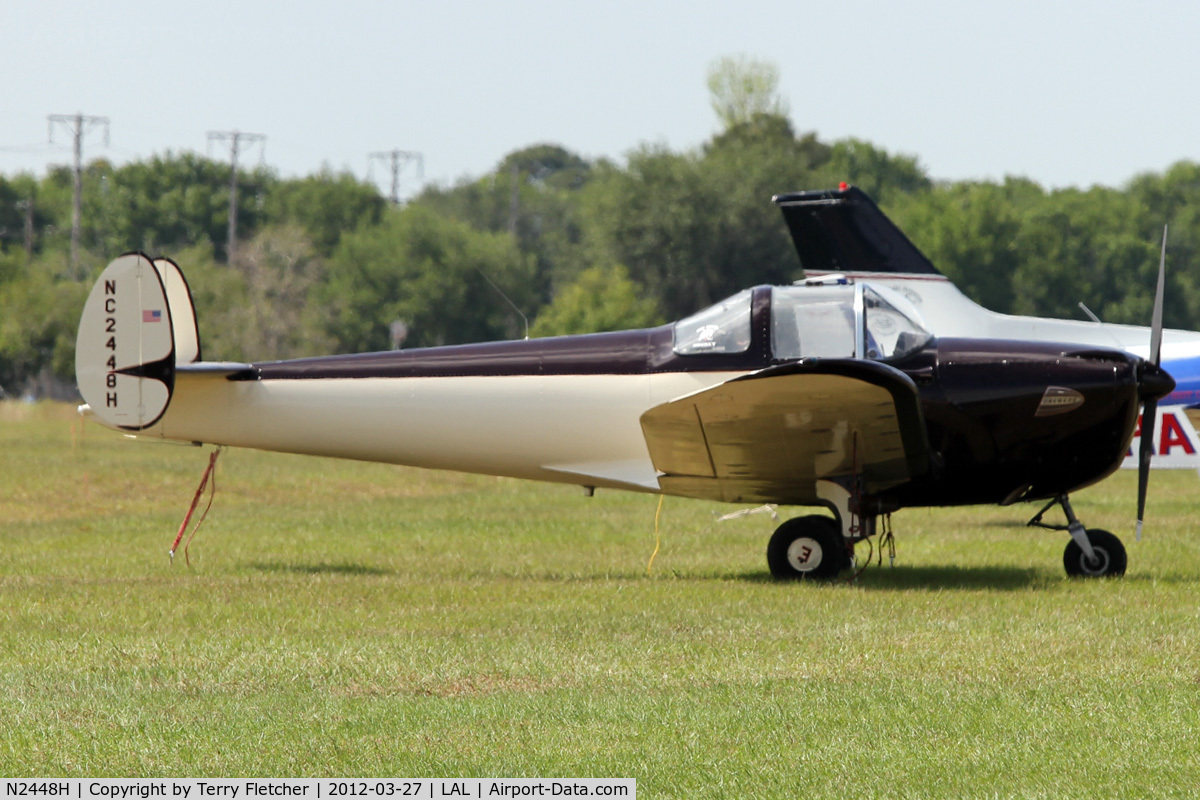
[
  {"xmin": 16, "ymin": 198, "xmax": 34, "ymax": 257},
  {"xmin": 207, "ymin": 130, "xmax": 266, "ymax": 262},
  {"xmin": 368, "ymin": 149, "xmax": 423, "ymax": 204},
  {"xmin": 48, "ymin": 112, "xmax": 109, "ymax": 277}
]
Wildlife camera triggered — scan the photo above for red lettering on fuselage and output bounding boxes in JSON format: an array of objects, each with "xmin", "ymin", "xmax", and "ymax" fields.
[
  {"xmin": 1159, "ymin": 413, "xmax": 1196, "ymax": 455},
  {"xmin": 1128, "ymin": 412, "xmax": 1198, "ymax": 456}
]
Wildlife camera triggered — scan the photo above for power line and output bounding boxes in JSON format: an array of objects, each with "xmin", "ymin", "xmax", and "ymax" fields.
[
  {"xmin": 207, "ymin": 130, "xmax": 266, "ymax": 262},
  {"xmin": 48, "ymin": 112, "xmax": 109, "ymax": 276},
  {"xmin": 0, "ymin": 142, "xmax": 66, "ymax": 154},
  {"xmin": 368, "ymin": 149, "xmax": 423, "ymax": 204}
]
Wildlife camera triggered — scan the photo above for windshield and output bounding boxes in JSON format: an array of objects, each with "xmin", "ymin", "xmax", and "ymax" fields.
[
  {"xmin": 863, "ymin": 286, "xmax": 933, "ymax": 359},
  {"xmin": 673, "ymin": 289, "xmax": 753, "ymax": 355}
]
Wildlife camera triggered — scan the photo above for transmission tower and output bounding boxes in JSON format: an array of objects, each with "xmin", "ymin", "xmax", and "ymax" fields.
[
  {"xmin": 48, "ymin": 112, "xmax": 109, "ymax": 276},
  {"xmin": 207, "ymin": 130, "xmax": 266, "ymax": 261},
  {"xmin": 368, "ymin": 149, "xmax": 423, "ymax": 204}
]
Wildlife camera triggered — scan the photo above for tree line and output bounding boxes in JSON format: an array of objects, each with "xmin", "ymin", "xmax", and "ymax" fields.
[{"xmin": 3, "ymin": 84, "xmax": 1199, "ymax": 398}]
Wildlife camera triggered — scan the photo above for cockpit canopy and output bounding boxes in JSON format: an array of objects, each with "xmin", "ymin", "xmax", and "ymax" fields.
[
  {"xmin": 672, "ymin": 289, "xmax": 754, "ymax": 355},
  {"xmin": 672, "ymin": 282, "xmax": 932, "ymax": 361}
]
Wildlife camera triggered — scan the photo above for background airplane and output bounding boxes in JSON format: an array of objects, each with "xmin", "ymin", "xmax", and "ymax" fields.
[
  {"xmin": 75, "ymin": 250, "xmax": 1172, "ymax": 580},
  {"xmin": 775, "ymin": 185, "xmax": 1200, "ymax": 472}
]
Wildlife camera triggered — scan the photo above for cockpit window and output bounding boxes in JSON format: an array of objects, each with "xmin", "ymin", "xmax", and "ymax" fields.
[
  {"xmin": 770, "ymin": 283, "xmax": 932, "ymax": 361},
  {"xmin": 771, "ymin": 285, "xmax": 857, "ymax": 360},
  {"xmin": 863, "ymin": 286, "xmax": 933, "ymax": 359},
  {"xmin": 673, "ymin": 289, "xmax": 753, "ymax": 355}
]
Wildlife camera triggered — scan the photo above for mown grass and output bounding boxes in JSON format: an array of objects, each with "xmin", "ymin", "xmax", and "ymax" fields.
[{"xmin": 3, "ymin": 401, "xmax": 1200, "ymax": 796}]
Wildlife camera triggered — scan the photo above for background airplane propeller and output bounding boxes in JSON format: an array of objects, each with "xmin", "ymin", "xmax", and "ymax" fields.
[{"xmin": 1136, "ymin": 225, "xmax": 1169, "ymax": 541}]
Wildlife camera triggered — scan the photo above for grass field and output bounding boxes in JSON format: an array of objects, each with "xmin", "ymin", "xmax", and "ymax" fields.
[{"xmin": 3, "ymin": 401, "xmax": 1200, "ymax": 796}]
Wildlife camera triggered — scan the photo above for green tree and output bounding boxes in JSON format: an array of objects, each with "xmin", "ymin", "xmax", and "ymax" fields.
[
  {"xmin": 0, "ymin": 177, "xmax": 24, "ymax": 253},
  {"xmin": 0, "ymin": 174, "xmax": 50, "ymax": 259},
  {"xmin": 0, "ymin": 250, "xmax": 89, "ymax": 394},
  {"xmin": 220, "ymin": 226, "xmax": 332, "ymax": 360},
  {"xmin": 530, "ymin": 264, "xmax": 663, "ymax": 337},
  {"xmin": 827, "ymin": 138, "xmax": 931, "ymax": 205},
  {"xmin": 890, "ymin": 181, "xmax": 1025, "ymax": 314},
  {"xmin": 706, "ymin": 55, "xmax": 789, "ymax": 130},
  {"xmin": 1127, "ymin": 162, "xmax": 1200, "ymax": 328},
  {"xmin": 582, "ymin": 113, "xmax": 829, "ymax": 319},
  {"xmin": 322, "ymin": 205, "xmax": 536, "ymax": 352},
  {"xmin": 84, "ymin": 152, "xmax": 275, "ymax": 260},
  {"xmin": 414, "ymin": 144, "xmax": 593, "ymax": 303},
  {"xmin": 264, "ymin": 168, "xmax": 385, "ymax": 256},
  {"xmin": 1010, "ymin": 185, "xmax": 1174, "ymax": 326}
]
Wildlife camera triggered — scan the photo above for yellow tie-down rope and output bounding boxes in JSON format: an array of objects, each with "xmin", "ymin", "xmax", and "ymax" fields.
[{"xmin": 646, "ymin": 494, "xmax": 665, "ymax": 576}]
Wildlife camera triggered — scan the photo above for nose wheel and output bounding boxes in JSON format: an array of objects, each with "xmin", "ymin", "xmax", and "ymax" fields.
[
  {"xmin": 1063, "ymin": 528, "xmax": 1127, "ymax": 577},
  {"xmin": 1029, "ymin": 494, "xmax": 1127, "ymax": 578}
]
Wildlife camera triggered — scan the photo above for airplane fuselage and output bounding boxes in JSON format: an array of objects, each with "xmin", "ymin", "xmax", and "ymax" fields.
[{"xmin": 128, "ymin": 319, "xmax": 1159, "ymax": 513}]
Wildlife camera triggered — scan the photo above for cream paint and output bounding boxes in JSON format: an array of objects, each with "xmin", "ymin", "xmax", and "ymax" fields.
[{"xmin": 102, "ymin": 369, "xmax": 750, "ymax": 493}]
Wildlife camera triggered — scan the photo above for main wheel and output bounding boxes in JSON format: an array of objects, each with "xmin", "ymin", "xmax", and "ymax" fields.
[
  {"xmin": 767, "ymin": 515, "xmax": 846, "ymax": 580},
  {"xmin": 1063, "ymin": 528, "xmax": 1127, "ymax": 578}
]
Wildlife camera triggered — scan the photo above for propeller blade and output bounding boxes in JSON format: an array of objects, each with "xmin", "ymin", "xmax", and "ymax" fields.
[
  {"xmin": 1151, "ymin": 225, "xmax": 1167, "ymax": 365},
  {"xmin": 1137, "ymin": 225, "xmax": 1168, "ymax": 541},
  {"xmin": 1137, "ymin": 398, "xmax": 1157, "ymax": 542}
]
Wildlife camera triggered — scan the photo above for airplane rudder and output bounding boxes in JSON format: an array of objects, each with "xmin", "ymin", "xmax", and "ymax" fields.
[
  {"xmin": 152, "ymin": 256, "xmax": 202, "ymax": 363},
  {"xmin": 75, "ymin": 252, "xmax": 176, "ymax": 430}
]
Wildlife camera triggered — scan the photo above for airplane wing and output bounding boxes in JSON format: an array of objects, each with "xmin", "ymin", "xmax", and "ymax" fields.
[{"xmin": 640, "ymin": 359, "xmax": 930, "ymax": 504}]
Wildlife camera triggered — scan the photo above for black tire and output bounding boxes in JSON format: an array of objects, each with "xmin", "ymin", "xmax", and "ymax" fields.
[
  {"xmin": 767, "ymin": 515, "xmax": 846, "ymax": 580},
  {"xmin": 1063, "ymin": 528, "xmax": 1127, "ymax": 578}
]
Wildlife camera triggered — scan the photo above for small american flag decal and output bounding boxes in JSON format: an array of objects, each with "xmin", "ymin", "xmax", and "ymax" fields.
[{"xmin": 143, "ymin": 309, "xmax": 162, "ymax": 323}]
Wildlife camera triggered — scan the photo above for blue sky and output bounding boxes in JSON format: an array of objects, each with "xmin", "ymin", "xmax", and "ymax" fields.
[{"xmin": 3, "ymin": 1, "xmax": 1198, "ymax": 196}]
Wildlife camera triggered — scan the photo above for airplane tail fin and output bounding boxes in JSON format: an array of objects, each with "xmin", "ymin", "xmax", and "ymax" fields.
[
  {"xmin": 75, "ymin": 252, "xmax": 201, "ymax": 430},
  {"xmin": 772, "ymin": 185, "xmax": 942, "ymax": 277}
]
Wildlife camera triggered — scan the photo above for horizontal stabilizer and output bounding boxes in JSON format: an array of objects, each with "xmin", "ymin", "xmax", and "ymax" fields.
[
  {"xmin": 177, "ymin": 362, "xmax": 255, "ymax": 377},
  {"xmin": 773, "ymin": 186, "xmax": 941, "ymax": 276}
]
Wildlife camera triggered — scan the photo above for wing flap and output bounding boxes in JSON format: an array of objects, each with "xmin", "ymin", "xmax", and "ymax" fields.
[
  {"xmin": 640, "ymin": 360, "xmax": 929, "ymax": 504},
  {"xmin": 639, "ymin": 400, "xmax": 716, "ymax": 479}
]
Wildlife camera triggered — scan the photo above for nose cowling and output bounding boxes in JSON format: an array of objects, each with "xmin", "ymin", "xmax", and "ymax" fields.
[
  {"xmin": 1137, "ymin": 361, "xmax": 1175, "ymax": 402},
  {"xmin": 915, "ymin": 338, "xmax": 1150, "ymax": 505}
]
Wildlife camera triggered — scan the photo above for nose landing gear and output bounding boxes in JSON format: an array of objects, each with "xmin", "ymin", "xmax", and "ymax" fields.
[{"xmin": 1028, "ymin": 494, "xmax": 1127, "ymax": 578}]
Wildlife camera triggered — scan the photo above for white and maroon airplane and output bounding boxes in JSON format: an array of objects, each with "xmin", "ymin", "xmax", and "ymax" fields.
[{"xmin": 75, "ymin": 204, "xmax": 1174, "ymax": 580}]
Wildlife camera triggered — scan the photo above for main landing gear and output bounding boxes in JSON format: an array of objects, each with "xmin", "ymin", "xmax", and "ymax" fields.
[
  {"xmin": 765, "ymin": 479, "xmax": 862, "ymax": 580},
  {"xmin": 1028, "ymin": 494, "xmax": 1127, "ymax": 578},
  {"xmin": 766, "ymin": 515, "xmax": 849, "ymax": 580}
]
